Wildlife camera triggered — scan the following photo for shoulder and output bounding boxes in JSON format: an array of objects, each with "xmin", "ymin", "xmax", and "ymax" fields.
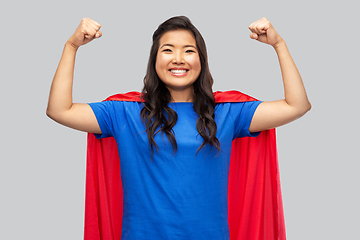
[
  {"xmin": 215, "ymin": 101, "xmax": 262, "ymax": 125},
  {"xmin": 89, "ymin": 100, "xmax": 143, "ymax": 115},
  {"xmin": 216, "ymin": 101, "xmax": 261, "ymax": 111}
]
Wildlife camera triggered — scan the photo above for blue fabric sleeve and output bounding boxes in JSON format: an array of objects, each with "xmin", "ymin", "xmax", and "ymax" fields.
[
  {"xmin": 231, "ymin": 101, "xmax": 262, "ymax": 139},
  {"xmin": 88, "ymin": 101, "xmax": 116, "ymax": 139}
]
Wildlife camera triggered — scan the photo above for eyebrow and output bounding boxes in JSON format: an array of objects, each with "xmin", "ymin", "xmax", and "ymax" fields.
[{"xmin": 160, "ymin": 44, "xmax": 197, "ymax": 49}]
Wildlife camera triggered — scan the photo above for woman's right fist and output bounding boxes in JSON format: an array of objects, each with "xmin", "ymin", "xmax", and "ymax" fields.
[{"xmin": 67, "ymin": 18, "xmax": 102, "ymax": 49}]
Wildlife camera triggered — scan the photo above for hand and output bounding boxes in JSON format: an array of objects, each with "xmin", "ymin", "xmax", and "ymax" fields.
[
  {"xmin": 67, "ymin": 18, "xmax": 102, "ymax": 49},
  {"xmin": 248, "ymin": 17, "xmax": 283, "ymax": 48}
]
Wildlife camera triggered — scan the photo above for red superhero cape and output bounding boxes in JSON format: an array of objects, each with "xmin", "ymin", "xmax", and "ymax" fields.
[{"xmin": 84, "ymin": 91, "xmax": 286, "ymax": 240}]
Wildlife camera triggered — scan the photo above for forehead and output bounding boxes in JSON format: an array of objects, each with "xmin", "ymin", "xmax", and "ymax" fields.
[{"xmin": 159, "ymin": 30, "xmax": 196, "ymax": 47}]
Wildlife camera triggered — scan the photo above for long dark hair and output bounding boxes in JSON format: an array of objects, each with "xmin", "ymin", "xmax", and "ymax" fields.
[{"xmin": 140, "ymin": 16, "xmax": 220, "ymax": 156}]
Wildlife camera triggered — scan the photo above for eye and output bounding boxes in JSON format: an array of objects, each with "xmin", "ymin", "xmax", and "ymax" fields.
[
  {"xmin": 185, "ymin": 49, "xmax": 195, "ymax": 53},
  {"xmin": 162, "ymin": 49, "xmax": 172, "ymax": 52}
]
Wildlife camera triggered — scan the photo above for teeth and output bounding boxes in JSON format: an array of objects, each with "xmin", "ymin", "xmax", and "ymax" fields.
[{"xmin": 170, "ymin": 69, "xmax": 187, "ymax": 74}]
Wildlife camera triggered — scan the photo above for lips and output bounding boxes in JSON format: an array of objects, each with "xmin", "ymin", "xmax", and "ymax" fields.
[{"xmin": 169, "ymin": 68, "xmax": 189, "ymax": 76}]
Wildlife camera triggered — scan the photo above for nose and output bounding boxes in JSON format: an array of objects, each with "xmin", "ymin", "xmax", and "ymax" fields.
[{"xmin": 172, "ymin": 52, "xmax": 185, "ymax": 64}]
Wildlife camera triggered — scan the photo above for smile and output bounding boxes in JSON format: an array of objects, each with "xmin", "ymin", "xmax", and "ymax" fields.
[{"xmin": 169, "ymin": 69, "xmax": 189, "ymax": 76}]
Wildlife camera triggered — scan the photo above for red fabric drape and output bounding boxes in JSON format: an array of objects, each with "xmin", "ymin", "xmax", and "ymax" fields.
[{"xmin": 84, "ymin": 91, "xmax": 286, "ymax": 240}]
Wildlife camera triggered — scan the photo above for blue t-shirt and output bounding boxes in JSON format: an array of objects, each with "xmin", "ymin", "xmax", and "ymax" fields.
[{"xmin": 88, "ymin": 100, "xmax": 261, "ymax": 240}]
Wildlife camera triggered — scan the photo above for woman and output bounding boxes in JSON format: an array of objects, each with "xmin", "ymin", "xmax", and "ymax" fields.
[{"xmin": 47, "ymin": 16, "xmax": 310, "ymax": 239}]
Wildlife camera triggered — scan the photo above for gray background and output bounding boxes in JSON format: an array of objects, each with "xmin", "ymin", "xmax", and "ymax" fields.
[{"xmin": 1, "ymin": 0, "xmax": 359, "ymax": 239}]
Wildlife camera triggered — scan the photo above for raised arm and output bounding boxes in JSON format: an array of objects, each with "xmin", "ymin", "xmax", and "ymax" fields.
[
  {"xmin": 46, "ymin": 18, "xmax": 102, "ymax": 134},
  {"xmin": 247, "ymin": 18, "xmax": 311, "ymax": 133}
]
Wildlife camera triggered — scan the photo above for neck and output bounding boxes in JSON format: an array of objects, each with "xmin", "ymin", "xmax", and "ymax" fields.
[{"xmin": 168, "ymin": 87, "xmax": 195, "ymax": 102}]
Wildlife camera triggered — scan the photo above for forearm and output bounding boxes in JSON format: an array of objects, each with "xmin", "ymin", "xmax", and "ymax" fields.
[
  {"xmin": 47, "ymin": 42, "xmax": 78, "ymax": 117},
  {"xmin": 274, "ymin": 40, "xmax": 311, "ymax": 113}
]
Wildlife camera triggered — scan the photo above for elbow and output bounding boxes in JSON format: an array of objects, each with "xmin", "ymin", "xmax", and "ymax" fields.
[
  {"xmin": 304, "ymin": 100, "xmax": 312, "ymax": 114},
  {"xmin": 307, "ymin": 102, "xmax": 312, "ymax": 112},
  {"xmin": 297, "ymin": 101, "xmax": 312, "ymax": 118},
  {"xmin": 46, "ymin": 107, "xmax": 54, "ymax": 120},
  {"xmin": 46, "ymin": 106, "xmax": 59, "ymax": 121},
  {"xmin": 46, "ymin": 103, "xmax": 73, "ymax": 123}
]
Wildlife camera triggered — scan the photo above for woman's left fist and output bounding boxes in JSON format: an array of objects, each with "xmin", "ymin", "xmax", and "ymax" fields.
[{"xmin": 248, "ymin": 17, "xmax": 283, "ymax": 48}]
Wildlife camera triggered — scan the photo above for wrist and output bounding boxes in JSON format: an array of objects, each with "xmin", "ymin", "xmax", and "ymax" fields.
[
  {"xmin": 65, "ymin": 41, "xmax": 80, "ymax": 52},
  {"xmin": 272, "ymin": 39, "xmax": 286, "ymax": 51}
]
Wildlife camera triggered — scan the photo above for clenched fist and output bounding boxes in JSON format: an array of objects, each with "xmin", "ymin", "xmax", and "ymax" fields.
[
  {"xmin": 248, "ymin": 17, "xmax": 283, "ymax": 48},
  {"xmin": 67, "ymin": 18, "xmax": 102, "ymax": 49}
]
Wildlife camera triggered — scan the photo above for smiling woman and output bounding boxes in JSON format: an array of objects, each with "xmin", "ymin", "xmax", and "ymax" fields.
[
  {"xmin": 47, "ymin": 15, "xmax": 310, "ymax": 240},
  {"xmin": 140, "ymin": 16, "xmax": 220, "ymax": 156}
]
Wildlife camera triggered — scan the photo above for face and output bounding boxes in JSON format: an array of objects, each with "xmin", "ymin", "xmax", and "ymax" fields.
[{"xmin": 155, "ymin": 30, "xmax": 201, "ymax": 98}]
